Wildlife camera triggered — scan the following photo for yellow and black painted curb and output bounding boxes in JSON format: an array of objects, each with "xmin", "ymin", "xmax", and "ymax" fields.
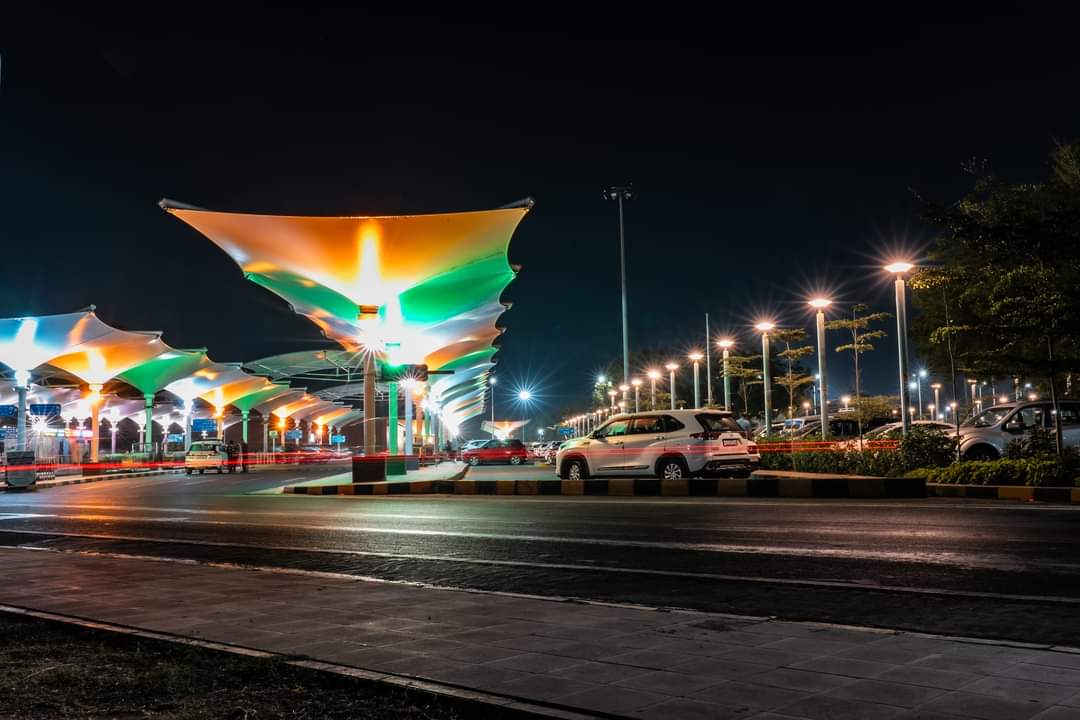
[
  {"xmin": 1, "ymin": 468, "xmax": 184, "ymax": 492},
  {"xmin": 927, "ymin": 483, "xmax": 1080, "ymax": 504},
  {"xmin": 285, "ymin": 475, "xmax": 927, "ymax": 498}
]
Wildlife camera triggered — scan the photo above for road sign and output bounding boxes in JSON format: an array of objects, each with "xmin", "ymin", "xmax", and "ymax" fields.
[
  {"xmin": 559, "ymin": 427, "xmax": 573, "ymax": 436},
  {"xmin": 191, "ymin": 418, "xmax": 217, "ymax": 433},
  {"xmin": 0, "ymin": 405, "xmax": 17, "ymax": 418},
  {"xmin": 29, "ymin": 404, "xmax": 61, "ymax": 417},
  {"xmin": 268, "ymin": 430, "xmax": 279, "ymax": 438},
  {"xmin": 0, "ymin": 427, "xmax": 16, "ymax": 439},
  {"xmin": 331, "ymin": 434, "xmax": 346, "ymax": 444},
  {"xmin": 166, "ymin": 433, "xmax": 184, "ymax": 443},
  {"xmin": 285, "ymin": 429, "xmax": 302, "ymax": 440}
]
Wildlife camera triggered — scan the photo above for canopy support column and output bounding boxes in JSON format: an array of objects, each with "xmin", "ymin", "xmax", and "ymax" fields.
[
  {"xmin": 363, "ymin": 353, "xmax": 376, "ymax": 456},
  {"xmin": 143, "ymin": 394, "xmax": 154, "ymax": 447},
  {"xmin": 89, "ymin": 385, "xmax": 103, "ymax": 464},
  {"xmin": 241, "ymin": 410, "xmax": 250, "ymax": 443},
  {"xmin": 15, "ymin": 384, "xmax": 27, "ymax": 451},
  {"xmin": 262, "ymin": 414, "xmax": 269, "ymax": 452},
  {"xmin": 404, "ymin": 388, "xmax": 414, "ymax": 456},
  {"xmin": 388, "ymin": 382, "xmax": 399, "ymax": 456}
]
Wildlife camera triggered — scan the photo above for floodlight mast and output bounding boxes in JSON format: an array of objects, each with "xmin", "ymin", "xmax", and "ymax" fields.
[{"xmin": 603, "ymin": 185, "xmax": 634, "ymax": 386}]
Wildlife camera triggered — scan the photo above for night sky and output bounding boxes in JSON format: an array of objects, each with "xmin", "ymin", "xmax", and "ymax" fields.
[{"xmin": 2, "ymin": 5, "xmax": 1078, "ymax": 432}]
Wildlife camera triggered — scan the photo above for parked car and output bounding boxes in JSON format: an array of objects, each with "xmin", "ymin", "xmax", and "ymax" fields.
[
  {"xmin": 959, "ymin": 400, "xmax": 1080, "ymax": 460},
  {"xmin": 185, "ymin": 440, "xmax": 230, "ymax": 474},
  {"xmin": 835, "ymin": 420, "xmax": 956, "ymax": 450},
  {"xmin": 555, "ymin": 410, "xmax": 758, "ymax": 481},
  {"xmin": 461, "ymin": 439, "xmax": 530, "ymax": 466}
]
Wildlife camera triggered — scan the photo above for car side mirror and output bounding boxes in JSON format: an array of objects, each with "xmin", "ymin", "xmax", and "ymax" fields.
[{"xmin": 1004, "ymin": 419, "xmax": 1023, "ymax": 433}]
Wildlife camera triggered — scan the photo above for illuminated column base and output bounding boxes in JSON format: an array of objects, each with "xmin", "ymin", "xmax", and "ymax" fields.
[
  {"xmin": 388, "ymin": 381, "xmax": 399, "ymax": 455},
  {"xmin": 404, "ymin": 390, "xmax": 414, "ymax": 455},
  {"xmin": 241, "ymin": 410, "xmax": 250, "ymax": 444}
]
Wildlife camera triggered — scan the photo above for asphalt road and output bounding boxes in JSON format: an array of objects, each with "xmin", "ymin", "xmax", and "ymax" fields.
[{"xmin": 3, "ymin": 462, "xmax": 1080, "ymax": 644}]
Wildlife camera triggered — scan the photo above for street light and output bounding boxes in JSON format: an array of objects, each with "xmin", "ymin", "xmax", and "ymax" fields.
[
  {"xmin": 841, "ymin": 395, "xmax": 851, "ymax": 411},
  {"xmin": 665, "ymin": 363, "xmax": 679, "ymax": 410},
  {"xmin": 808, "ymin": 298, "xmax": 831, "ymax": 440},
  {"xmin": 717, "ymin": 339, "xmax": 734, "ymax": 411},
  {"xmin": 517, "ymin": 389, "xmax": 532, "ymax": 441},
  {"xmin": 802, "ymin": 401, "xmax": 811, "ymax": 417},
  {"xmin": 608, "ymin": 388, "xmax": 617, "ymax": 409},
  {"xmin": 603, "ymin": 184, "xmax": 634, "ymax": 386},
  {"xmin": 916, "ymin": 368, "xmax": 928, "ymax": 419},
  {"xmin": 688, "ymin": 352, "xmax": 704, "ymax": 408},
  {"xmin": 647, "ymin": 369, "xmax": 660, "ymax": 410},
  {"xmin": 755, "ymin": 322, "xmax": 775, "ymax": 433},
  {"xmin": 884, "ymin": 261, "xmax": 914, "ymax": 435},
  {"xmin": 968, "ymin": 378, "xmax": 979, "ymax": 416},
  {"xmin": 631, "ymin": 378, "xmax": 643, "ymax": 412},
  {"xmin": 928, "ymin": 403, "xmax": 936, "ymax": 419},
  {"xmin": 619, "ymin": 383, "xmax": 630, "ymax": 408},
  {"xmin": 489, "ymin": 376, "xmax": 497, "ymax": 424},
  {"xmin": 931, "ymin": 382, "xmax": 942, "ymax": 417}
]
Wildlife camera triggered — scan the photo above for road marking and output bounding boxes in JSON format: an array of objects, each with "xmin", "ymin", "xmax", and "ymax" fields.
[
  {"xmin": 0, "ymin": 513, "xmax": 53, "ymax": 521},
  {"xmin": 3, "ymin": 529, "xmax": 1079, "ymax": 606}
]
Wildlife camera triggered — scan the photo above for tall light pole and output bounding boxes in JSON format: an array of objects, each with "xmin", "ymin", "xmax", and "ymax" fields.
[
  {"xmin": 647, "ymin": 369, "xmax": 660, "ymax": 410},
  {"xmin": 489, "ymin": 376, "xmax": 497, "ymax": 425},
  {"xmin": 755, "ymin": 322, "xmax": 775, "ymax": 433},
  {"xmin": 885, "ymin": 261, "xmax": 914, "ymax": 436},
  {"xmin": 603, "ymin": 185, "xmax": 634, "ymax": 386},
  {"xmin": 931, "ymin": 383, "xmax": 942, "ymax": 419},
  {"xmin": 517, "ymin": 389, "xmax": 532, "ymax": 441},
  {"xmin": 717, "ymin": 339, "xmax": 734, "ymax": 412},
  {"xmin": 608, "ymin": 388, "xmax": 617, "ymax": 410},
  {"xmin": 631, "ymin": 378, "xmax": 642, "ymax": 412},
  {"xmin": 704, "ymin": 313, "xmax": 713, "ymax": 406},
  {"xmin": 808, "ymin": 299, "xmax": 831, "ymax": 440},
  {"xmin": 665, "ymin": 363, "xmax": 679, "ymax": 410},
  {"xmin": 917, "ymin": 369, "xmax": 927, "ymax": 419},
  {"xmin": 619, "ymin": 383, "xmax": 630, "ymax": 409},
  {"xmin": 688, "ymin": 352, "xmax": 703, "ymax": 409}
]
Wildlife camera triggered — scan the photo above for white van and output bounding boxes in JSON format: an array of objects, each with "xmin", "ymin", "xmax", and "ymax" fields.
[{"xmin": 185, "ymin": 441, "xmax": 229, "ymax": 474}]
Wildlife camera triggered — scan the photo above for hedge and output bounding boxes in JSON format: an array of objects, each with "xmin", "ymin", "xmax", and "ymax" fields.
[{"xmin": 906, "ymin": 458, "xmax": 1080, "ymax": 487}]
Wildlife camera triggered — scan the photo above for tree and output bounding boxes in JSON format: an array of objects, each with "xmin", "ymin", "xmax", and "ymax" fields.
[
  {"xmin": 725, "ymin": 354, "xmax": 761, "ymax": 416},
  {"xmin": 772, "ymin": 328, "xmax": 815, "ymax": 417},
  {"xmin": 826, "ymin": 304, "xmax": 891, "ymax": 440},
  {"xmin": 912, "ymin": 143, "xmax": 1080, "ymax": 454}
]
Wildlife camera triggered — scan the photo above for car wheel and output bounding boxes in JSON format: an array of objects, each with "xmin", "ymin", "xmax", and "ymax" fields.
[
  {"xmin": 733, "ymin": 468, "xmax": 752, "ymax": 479},
  {"xmin": 964, "ymin": 445, "xmax": 999, "ymax": 461},
  {"xmin": 509, "ymin": 455, "xmax": 522, "ymax": 465},
  {"xmin": 565, "ymin": 459, "xmax": 586, "ymax": 481},
  {"xmin": 199, "ymin": 469, "xmax": 205, "ymax": 474},
  {"xmin": 657, "ymin": 457, "xmax": 688, "ymax": 480},
  {"xmin": 468, "ymin": 456, "xmax": 481, "ymax": 466},
  {"xmin": 185, "ymin": 469, "xmax": 192, "ymax": 475}
]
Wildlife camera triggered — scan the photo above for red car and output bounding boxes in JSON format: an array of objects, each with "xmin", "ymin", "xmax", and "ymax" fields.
[{"xmin": 461, "ymin": 439, "xmax": 529, "ymax": 466}]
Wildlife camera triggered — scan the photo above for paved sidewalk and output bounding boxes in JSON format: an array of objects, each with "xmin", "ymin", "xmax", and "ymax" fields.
[{"xmin": 2, "ymin": 548, "xmax": 1080, "ymax": 719}]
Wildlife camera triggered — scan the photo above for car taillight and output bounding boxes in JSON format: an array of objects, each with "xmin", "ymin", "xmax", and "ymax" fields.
[{"xmin": 747, "ymin": 443, "xmax": 758, "ymax": 453}]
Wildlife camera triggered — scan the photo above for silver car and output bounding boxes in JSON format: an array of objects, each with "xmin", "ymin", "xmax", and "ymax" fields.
[{"xmin": 959, "ymin": 400, "xmax": 1080, "ymax": 460}]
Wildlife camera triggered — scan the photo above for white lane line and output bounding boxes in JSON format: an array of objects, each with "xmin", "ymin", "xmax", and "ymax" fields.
[
  {"xmin": 0, "ymin": 514, "xmax": 1077, "ymax": 572},
  {"xmin": 0, "ymin": 513, "xmax": 54, "ymax": 521},
  {"xmin": 3, "ymin": 530, "xmax": 1079, "ymax": 606}
]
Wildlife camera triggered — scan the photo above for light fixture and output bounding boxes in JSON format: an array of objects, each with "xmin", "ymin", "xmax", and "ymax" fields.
[
  {"xmin": 646, "ymin": 369, "xmax": 661, "ymax": 379},
  {"xmin": 808, "ymin": 298, "xmax": 832, "ymax": 309},
  {"xmin": 754, "ymin": 321, "xmax": 775, "ymax": 332},
  {"xmin": 665, "ymin": 362, "xmax": 678, "ymax": 371},
  {"xmin": 884, "ymin": 261, "xmax": 915, "ymax": 274},
  {"xmin": 717, "ymin": 338, "xmax": 734, "ymax": 349}
]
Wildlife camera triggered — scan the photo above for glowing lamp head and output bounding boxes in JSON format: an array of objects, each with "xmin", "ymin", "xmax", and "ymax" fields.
[
  {"xmin": 13, "ymin": 369, "xmax": 30, "ymax": 388},
  {"xmin": 716, "ymin": 339, "xmax": 734, "ymax": 349},
  {"xmin": 755, "ymin": 321, "xmax": 775, "ymax": 333},
  {"xmin": 608, "ymin": 389, "xmax": 617, "ymax": 397},
  {"xmin": 688, "ymin": 352, "xmax": 703, "ymax": 362},
  {"xmin": 631, "ymin": 378, "xmax": 643, "ymax": 387},
  {"xmin": 489, "ymin": 376, "xmax": 497, "ymax": 385},
  {"xmin": 999, "ymin": 396, "xmax": 1009, "ymax": 404},
  {"xmin": 919, "ymin": 369, "xmax": 928, "ymax": 378},
  {"xmin": 596, "ymin": 374, "xmax": 606, "ymax": 384},
  {"xmin": 808, "ymin": 298, "xmax": 832, "ymax": 309},
  {"xmin": 802, "ymin": 401, "xmax": 811, "ymax": 409},
  {"xmin": 884, "ymin": 261, "xmax": 915, "ymax": 274},
  {"xmin": 909, "ymin": 381, "xmax": 918, "ymax": 390},
  {"xmin": 931, "ymin": 383, "xmax": 942, "ymax": 390},
  {"xmin": 517, "ymin": 390, "xmax": 532, "ymax": 401},
  {"xmin": 647, "ymin": 369, "xmax": 661, "ymax": 379},
  {"xmin": 619, "ymin": 384, "xmax": 629, "ymax": 392},
  {"xmin": 841, "ymin": 395, "xmax": 851, "ymax": 404},
  {"xmin": 665, "ymin": 363, "xmax": 679, "ymax": 371}
]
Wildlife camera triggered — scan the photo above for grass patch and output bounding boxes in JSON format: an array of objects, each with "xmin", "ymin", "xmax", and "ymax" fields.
[{"xmin": 0, "ymin": 612, "xmax": 505, "ymax": 719}]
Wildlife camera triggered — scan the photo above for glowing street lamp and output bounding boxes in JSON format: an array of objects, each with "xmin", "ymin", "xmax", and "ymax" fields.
[
  {"xmin": 717, "ymin": 339, "xmax": 734, "ymax": 411},
  {"xmin": 808, "ymin": 298, "xmax": 831, "ymax": 440},
  {"xmin": 688, "ymin": 352, "xmax": 704, "ymax": 408},
  {"xmin": 802, "ymin": 401, "xmax": 811, "ymax": 417},
  {"xmin": 619, "ymin": 383, "xmax": 630, "ymax": 408},
  {"xmin": 631, "ymin": 378, "xmax": 643, "ymax": 412},
  {"xmin": 885, "ymin": 260, "xmax": 915, "ymax": 435},
  {"xmin": 841, "ymin": 395, "xmax": 851, "ymax": 411},
  {"xmin": 109, "ymin": 407, "xmax": 119, "ymax": 454},
  {"xmin": 607, "ymin": 388, "xmax": 617, "ymax": 409},
  {"xmin": 927, "ymin": 403, "xmax": 936, "ymax": 419},
  {"xmin": 930, "ymin": 382, "xmax": 942, "ymax": 417},
  {"xmin": 755, "ymin": 322, "xmax": 775, "ymax": 432},
  {"xmin": 665, "ymin": 363, "xmax": 679, "ymax": 410},
  {"xmin": 489, "ymin": 375, "xmax": 497, "ymax": 425},
  {"xmin": 646, "ymin": 369, "xmax": 661, "ymax": 410},
  {"xmin": 517, "ymin": 389, "xmax": 532, "ymax": 441},
  {"xmin": 916, "ymin": 368, "xmax": 928, "ymax": 419}
]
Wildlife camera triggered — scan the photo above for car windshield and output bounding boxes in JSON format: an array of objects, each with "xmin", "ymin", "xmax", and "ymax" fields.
[
  {"xmin": 963, "ymin": 406, "xmax": 1012, "ymax": 428},
  {"xmin": 189, "ymin": 443, "xmax": 216, "ymax": 452}
]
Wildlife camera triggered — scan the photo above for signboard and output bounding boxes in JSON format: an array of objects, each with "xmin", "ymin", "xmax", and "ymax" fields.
[
  {"xmin": 268, "ymin": 430, "xmax": 279, "ymax": 438},
  {"xmin": 1, "ymin": 427, "xmax": 16, "ymax": 439},
  {"xmin": 29, "ymin": 404, "xmax": 61, "ymax": 417},
  {"xmin": 166, "ymin": 433, "xmax": 184, "ymax": 443},
  {"xmin": 331, "ymin": 434, "xmax": 346, "ymax": 444},
  {"xmin": 191, "ymin": 418, "xmax": 217, "ymax": 433},
  {"xmin": 0, "ymin": 405, "xmax": 17, "ymax": 418},
  {"xmin": 559, "ymin": 427, "xmax": 573, "ymax": 436},
  {"xmin": 285, "ymin": 429, "xmax": 302, "ymax": 440}
]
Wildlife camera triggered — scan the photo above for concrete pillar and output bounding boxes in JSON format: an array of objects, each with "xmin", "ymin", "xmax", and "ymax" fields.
[
  {"xmin": 241, "ymin": 410, "xmax": 250, "ymax": 443},
  {"xmin": 363, "ymin": 353, "xmax": 376, "ymax": 456},
  {"xmin": 89, "ymin": 385, "xmax": 102, "ymax": 464},
  {"xmin": 404, "ymin": 388, "xmax": 414, "ymax": 455},
  {"xmin": 15, "ymin": 381, "xmax": 27, "ymax": 451},
  {"xmin": 143, "ymin": 393, "xmax": 154, "ymax": 447},
  {"xmin": 262, "ymin": 414, "xmax": 269, "ymax": 451},
  {"xmin": 388, "ymin": 382, "xmax": 399, "ymax": 455}
]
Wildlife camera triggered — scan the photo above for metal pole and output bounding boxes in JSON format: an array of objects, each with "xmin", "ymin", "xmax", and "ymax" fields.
[
  {"xmin": 404, "ymin": 387, "xmax": 414, "ymax": 456},
  {"xmin": 669, "ymin": 369, "xmax": 677, "ymax": 410},
  {"xmin": 693, "ymin": 361, "xmax": 701, "ymax": 409},
  {"xmin": 816, "ymin": 310, "xmax": 829, "ymax": 440},
  {"xmin": 761, "ymin": 334, "xmax": 772, "ymax": 432},
  {"xmin": 722, "ymin": 349, "xmax": 731, "ymax": 412},
  {"xmin": 143, "ymin": 393, "xmax": 154, "ymax": 447},
  {"xmin": 634, "ymin": 385, "xmax": 640, "ymax": 413},
  {"xmin": 650, "ymin": 376, "xmax": 657, "ymax": 410},
  {"xmin": 917, "ymin": 380, "xmax": 923, "ymax": 420},
  {"xmin": 705, "ymin": 314, "xmax": 713, "ymax": 406},
  {"xmin": 241, "ymin": 410, "xmax": 249, "ymax": 444},
  {"xmin": 388, "ymin": 381, "xmax": 399, "ymax": 455},
  {"xmin": 263, "ymin": 414, "xmax": 269, "ymax": 452},
  {"xmin": 894, "ymin": 276, "xmax": 911, "ymax": 435},
  {"xmin": 15, "ymin": 384, "xmax": 26, "ymax": 451},
  {"xmin": 363, "ymin": 352, "xmax": 376, "ymax": 456},
  {"xmin": 617, "ymin": 193, "xmax": 630, "ymax": 386}
]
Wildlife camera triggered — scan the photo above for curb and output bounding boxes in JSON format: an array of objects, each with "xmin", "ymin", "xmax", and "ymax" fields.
[
  {"xmin": 928, "ymin": 483, "xmax": 1080, "ymax": 504},
  {"xmin": 285, "ymin": 475, "xmax": 926, "ymax": 498},
  {"xmin": 2, "ymin": 468, "xmax": 184, "ymax": 492},
  {"xmin": 0, "ymin": 603, "xmax": 600, "ymax": 720}
]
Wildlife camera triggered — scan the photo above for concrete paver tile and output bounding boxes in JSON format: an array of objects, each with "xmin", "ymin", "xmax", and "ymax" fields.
[
  {"xmin": 426, "ymin": 663, "xmax": 532, "ymax": 689},
  {"xmin": 873, "ymin": 665, "xmax": 981, "ymax": 690},
  {"xmin": 692, "ymin": 681, "xmax": 810, "ymax": 711},
  {"xmin": 601, "ymin": 648, "xmax": 699, "ymax": 670},
  {"xmin": 487, "ymin": 634, "xmax": 577, "ymax": 653},
  {"xmin": 787, "ymin": 655, "xmax": 896, "ymax": 678},
  {"xmin": 718, "ymin": 646, "xmax": 814, "ymax": 668},
  {"xmin": 823, "ymin": 678, "xmax": 946, "ymax": 707},
  {"xmin": 613, "ymin": 670, "xmax": 724, "ymax": 696},
  {"xmin": 548, "ymin": 661, "xmax": 655, "ymax": 685},
  {"xmin": 962, "ymin": 677, "xmax": 1076, "ymax": 705},
  {"xmin": 750, "ymin": 668, "xmax": 857, "ymax": 693},
  {"xmin": 910, "ymin": 654, "xmax": 1024, "ymax": 676},
  {"xmin": 1030, "ymin": 654, "xmax": 1080, "ymax": 671},
  {"xmin": 552, "ymin": 684, "xmax": 670, "ymax": 715},
  {"xmin": 487, "ymin": 674, "xmax": 598, "ymax": 701},
  {"xmin": 546, "ymin": 641, "xmax": 625, "ymax": 660},
  {"xmin": 374, "ymin": 655, "xmax": 475, "ymax": 680},
  {"xmin": 483, "ymin": 653, "xmax": 583, "ymax": 673},
  {"xmin": 671, "ymin": 656, "xmax": 772, "ymax": 682},
  {"xmin": 331, "ymin": 646, "xmax": 427, "ymax": 671},
  {"xmin": 628, "ymin": 697, "xmax": 737, "ymax": 719},
  {"xmin": 998, "ymin": 664, "xmax": 1080, "ymax": 687},
  {"xmin": 1029, "ymin": 708, "xmax": 1080, "ymax": 720},
  {"xmin": 919, "ymin": 691, "xmax": 1049, "ymax": 720},
  {"xmin": 774, "ymin": 695, "xmax": 907, "ymax": 720},
  {"xmin": 761, "ymin": 636, "xmax": 860, "ymax": 656}
]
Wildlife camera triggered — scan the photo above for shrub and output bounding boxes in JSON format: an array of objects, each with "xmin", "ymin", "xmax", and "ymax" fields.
[{"xmin": 913, "ymin": 457, "xmax": 1080, "ymax": 486}]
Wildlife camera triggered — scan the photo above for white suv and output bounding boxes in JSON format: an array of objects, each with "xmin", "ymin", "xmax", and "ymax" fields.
[{"xmin": 555, "ymin": 410, "xmax": 759, "ymax": 480}]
